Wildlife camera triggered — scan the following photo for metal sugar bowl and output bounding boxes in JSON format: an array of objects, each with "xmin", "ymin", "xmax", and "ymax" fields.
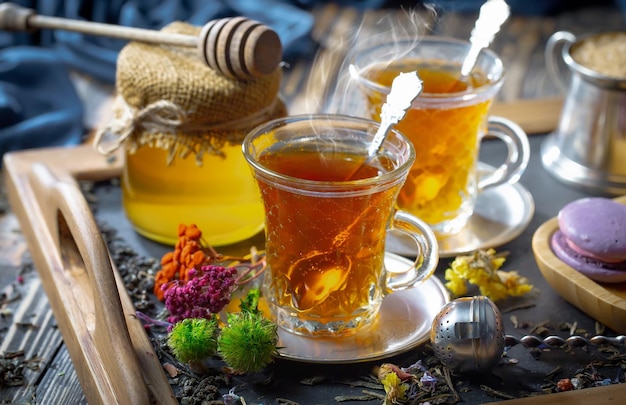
[
  {"xmin": 541, "ymin": 31, "xmax": 626, "ymax": 195},
  {"xmin": 430, "ymin": 296, "xmax": 505, "ymax": 374}
]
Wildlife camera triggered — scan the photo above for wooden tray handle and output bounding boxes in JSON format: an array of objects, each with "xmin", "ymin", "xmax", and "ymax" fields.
[{"xmin": 27, "ymin": 163, "xmax": 155, "ymax": 405}]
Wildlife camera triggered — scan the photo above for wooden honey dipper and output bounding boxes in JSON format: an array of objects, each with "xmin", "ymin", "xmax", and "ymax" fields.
[{"xmin": 0, "ymin": 2, "xmax": 282, "ymax": 80}]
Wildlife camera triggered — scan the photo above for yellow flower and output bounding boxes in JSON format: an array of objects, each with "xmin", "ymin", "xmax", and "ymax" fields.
[
  {"xmin": 380, "ymin": 372, "xmax": 408, "ymax": 405},
  {"xmin": 444, "ymin": 268, "xmax": 467, "ymax": 296},
  {"xmin": 443, "ymin": 249, "xmax": 533, "ymax": 301},
  {"xmin": 467, "ymin": 267, "xmax": 491, "ymax": 286},
  {"xmin": 479, "ymin": 281, "xmax": 508, "ymax": 302},
  {"xmin": 498, "ymin": 270, "xmax": 533, "ymax": 297},
  {"xmin": 450, "ymin": 256, "xmax": 471, "ymax": 277}
]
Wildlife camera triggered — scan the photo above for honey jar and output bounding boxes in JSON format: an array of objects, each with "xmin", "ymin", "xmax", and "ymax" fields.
[{"xmin": 94, "ymin": 22, "xmax": 286, "ymax": 246}]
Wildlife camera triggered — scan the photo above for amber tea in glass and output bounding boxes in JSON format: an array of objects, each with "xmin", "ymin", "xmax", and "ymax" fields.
[
  {"xmin": 243, "ymin": 115, "xmax": 438, "ymax": 337},
  {"xmin": 350, "ymin": 37, "xmax": 529, "ymax": 236}
]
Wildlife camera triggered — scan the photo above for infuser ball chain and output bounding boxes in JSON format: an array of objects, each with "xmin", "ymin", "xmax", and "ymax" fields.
[
  {"xmin": 0, "ymin": 2, "xmax": 282, "ymax": 80},
  {"xmin": 430, "ymin": 296, "xmax": 626, "ymax": 374},
  {"xmin": 504, "ymin": 333, "xmax": 626, "ymax": 348}
]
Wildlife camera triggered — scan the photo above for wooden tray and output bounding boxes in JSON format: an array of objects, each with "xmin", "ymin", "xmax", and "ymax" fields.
[
  {"xmin": 3, "ymin": 144, "xmax": 176, "ymax": 405},
  {"xmin": 532, "ymin": 196, "xmax": 626, "ymax": 335},
  {"xmin": 3, "ymin": 143, "xmax": 625, "ymax": 405}
]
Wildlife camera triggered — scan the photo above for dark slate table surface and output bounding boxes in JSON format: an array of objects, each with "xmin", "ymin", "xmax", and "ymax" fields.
[{"xmin": 1, "ymin": 2, "xmax": 625, "ymax": 404}]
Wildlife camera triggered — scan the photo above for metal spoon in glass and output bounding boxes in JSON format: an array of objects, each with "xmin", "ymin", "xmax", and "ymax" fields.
[
  {"xmin": 344, "ymin": 70, "xmax": 423, "ymax": 180},
  {"xmin": 459, "ymin": 0, "xmax": 510, "ymax": 83}
]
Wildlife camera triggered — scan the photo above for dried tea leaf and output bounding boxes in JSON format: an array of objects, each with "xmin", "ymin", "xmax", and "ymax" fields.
[{"xmin": 300, "ymin": 375, "xmax": 325, "ymax": 385}]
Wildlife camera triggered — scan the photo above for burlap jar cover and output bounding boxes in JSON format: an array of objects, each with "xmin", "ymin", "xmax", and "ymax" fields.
[{"xmin": 94, "ymin": 21, "xmax": 286, "ymax": 165}]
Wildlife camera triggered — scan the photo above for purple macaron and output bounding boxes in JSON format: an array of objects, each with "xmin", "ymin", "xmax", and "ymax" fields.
[{"xmin": 550, "ymin": 197, "xmax": 626, "ymax": 283}]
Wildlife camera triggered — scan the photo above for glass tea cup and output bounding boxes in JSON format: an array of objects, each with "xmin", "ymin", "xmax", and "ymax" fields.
[
  {"xmin": 349, "ymin": 37, "xmax": 530, "ymax": 237},
  {"xmin": 242, "ymin": 114, "xmax": 439, "ymax": 337}
]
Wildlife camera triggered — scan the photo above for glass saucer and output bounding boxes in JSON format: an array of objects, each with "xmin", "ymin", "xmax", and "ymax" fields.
[
  {"xmin": 387, "ymin": 163, "xmax": 535, "ymax": 258},
  {"xmin": 275, "ymin": 252, "xmax": 449, "ymax": 363}
]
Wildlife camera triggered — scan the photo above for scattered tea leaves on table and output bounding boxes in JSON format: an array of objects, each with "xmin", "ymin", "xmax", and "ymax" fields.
[
  {"xmin": 80, "ymin": 180, "xmax": 626, "ymax": 404},
  {"xmin": 0, "ymin": 351, "xmax": 41, "ymax": 389}
]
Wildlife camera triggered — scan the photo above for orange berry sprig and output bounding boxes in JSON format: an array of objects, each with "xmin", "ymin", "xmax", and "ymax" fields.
[
  {"xmin": 154, "ymin": 224, "xmax": 217, "ymax": 300},
  {"xmin": 153, "ymin": 224, "xmax": 267, "ymax": 301}
]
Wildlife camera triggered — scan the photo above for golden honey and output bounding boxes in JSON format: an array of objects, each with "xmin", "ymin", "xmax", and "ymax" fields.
[{"xmin": 122, "ymin": 144, "xmax": 264, "ymax": 246}]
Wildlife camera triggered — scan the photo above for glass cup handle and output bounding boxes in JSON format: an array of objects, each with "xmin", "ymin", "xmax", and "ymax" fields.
[
  {"xmin": 384, "ymin": 210, "xmax": 439, "ymax": 294},
  {"xmin": 545, "ymin": 30, "xmax": 577, "ymax": 94},
  {"xmin": 478, "ymin": 116, "xmax": 530, "ymax": 191}
]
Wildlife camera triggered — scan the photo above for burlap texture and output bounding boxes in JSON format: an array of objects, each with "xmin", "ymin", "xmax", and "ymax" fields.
[{"xmin": 111, "ymin": 21, "xmax": 285, "ymax": 164}]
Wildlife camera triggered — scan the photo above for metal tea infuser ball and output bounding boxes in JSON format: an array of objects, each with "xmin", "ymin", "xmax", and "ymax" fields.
[
  {"xmin": 430, "ymin": 296, "xmax": 505, "ymax": 374},
  {"xmin": 430, "ymin": 296, "xmax": 626, "ymax": 374}
]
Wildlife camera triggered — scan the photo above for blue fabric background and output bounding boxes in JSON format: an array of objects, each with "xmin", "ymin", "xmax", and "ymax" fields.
[{"xmin": 0, "ymin": 0, "xmax": 624, "ymax": 157}]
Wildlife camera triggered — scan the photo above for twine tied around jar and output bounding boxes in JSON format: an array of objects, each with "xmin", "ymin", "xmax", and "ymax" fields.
[{"xmin": 93, "ymin": 96, "xmax": 281, "ymax": 165}]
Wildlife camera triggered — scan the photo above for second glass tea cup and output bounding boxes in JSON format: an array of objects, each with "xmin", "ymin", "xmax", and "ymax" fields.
[{"xmin": 349, "ymin": 37, "xmax": 530, "ymax": 237}]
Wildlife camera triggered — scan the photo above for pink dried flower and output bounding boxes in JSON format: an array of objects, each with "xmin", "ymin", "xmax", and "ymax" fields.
[{"xmin": 163, "ymin": 265, "xmax": 238, "ymax": 324}]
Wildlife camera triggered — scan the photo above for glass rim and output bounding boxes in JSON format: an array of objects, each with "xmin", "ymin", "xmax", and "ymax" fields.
[
  {"xmin": 242, "ymin": 114, "xmax": 416, "ymax": 190},
  {"xmin": 349, "ymin": 36, "xmax": 505, "ymax": 104}
]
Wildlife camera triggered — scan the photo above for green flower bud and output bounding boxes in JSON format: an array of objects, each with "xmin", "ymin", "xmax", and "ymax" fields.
[
  {"xmin": 218, "ymin": 312, "xmax": 278, "ymax": 373},
  {"xmin": 167, "ymin": 318, "xmax": 218, "ymax": 364}
]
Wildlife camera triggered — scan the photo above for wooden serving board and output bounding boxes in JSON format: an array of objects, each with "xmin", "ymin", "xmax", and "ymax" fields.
[
  {"xmin": 4, "ymin": 143, "xmax": 626, "ymax": 404},
  {"xmin": 532, "ymin": 196, "xmax": 626, "ymax": 335},
  {"xmin": 2, "ymin": 144, "xmax": 176, "ymax": 405}
]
